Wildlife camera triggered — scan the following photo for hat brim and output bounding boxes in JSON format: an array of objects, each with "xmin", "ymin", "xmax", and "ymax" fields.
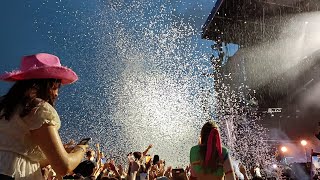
[{"xmin": 0, "ymin": 66, "xmax": 78, "ymax": 85}]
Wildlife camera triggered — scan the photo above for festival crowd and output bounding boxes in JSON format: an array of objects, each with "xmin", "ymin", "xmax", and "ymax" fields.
[{"xmin": 41, "ymin": 142, "xmax": 263, "ymax": 180}]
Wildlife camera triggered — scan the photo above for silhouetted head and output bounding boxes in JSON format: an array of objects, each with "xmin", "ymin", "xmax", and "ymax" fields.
[
  {"xmin": 133, "ymin": 151, "xmax": 142, "ymax": 161},
  {"xmin": 153, "ymin": 155, "xmax": 160, "ymax": 165}
]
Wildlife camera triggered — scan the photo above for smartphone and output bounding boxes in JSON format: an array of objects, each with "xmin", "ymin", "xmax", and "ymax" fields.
[
  {"xmin": 172, "ymin": 168, "xmax": 185, "ymax": 179},
  {"xmin": 172, "ymin": 168, "xmax": 184, "ymax": 174},
  {"xmin": 77, "ymin": 138, "xmax": 92, "ymax": 145}
]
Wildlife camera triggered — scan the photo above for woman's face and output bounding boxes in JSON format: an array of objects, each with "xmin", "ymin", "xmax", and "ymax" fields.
[{"xmin": 50, "ymin": 82, "xmax": 60, "ymax": 103}]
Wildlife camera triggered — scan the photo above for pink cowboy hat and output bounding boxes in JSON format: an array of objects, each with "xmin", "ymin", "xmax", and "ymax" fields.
[{"xmin": 0, "ymin": 53, "xmax": 78, "ymax": 84}]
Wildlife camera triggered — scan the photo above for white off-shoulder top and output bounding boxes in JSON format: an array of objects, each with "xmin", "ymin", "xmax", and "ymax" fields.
[{"xmin": 0, "ymin": 101, "xmax": 60, "ymax": 179}]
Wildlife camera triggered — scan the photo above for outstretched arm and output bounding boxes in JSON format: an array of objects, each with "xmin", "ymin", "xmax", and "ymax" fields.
[
  {"xmin": 30, "ymin": 124, "xmax": 87, "ymax": 176},
  {"xmin": 239, "ymin": 164, "xmax": 249, "ymax": 180},
  {"xmin": 96, "ymin": 143, "xmax": 102, "ymax": 167},
  {"xmin": 142, "ymin": 144, "xmax": 153, "ymax": 157},
  {"xmin": 223, "ymin": 156, "xmax": 236, "ymax": 180}
]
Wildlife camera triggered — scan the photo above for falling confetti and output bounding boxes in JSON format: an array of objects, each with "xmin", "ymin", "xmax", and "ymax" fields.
[{"xmin": 30, "ymin": 0, "xmax": 276, "ymax": 171}]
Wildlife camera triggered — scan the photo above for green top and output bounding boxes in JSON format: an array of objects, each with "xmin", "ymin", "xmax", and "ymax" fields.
[{"xmin": 190, "ymin": 145, "xmax": 228, "ymax": 176}]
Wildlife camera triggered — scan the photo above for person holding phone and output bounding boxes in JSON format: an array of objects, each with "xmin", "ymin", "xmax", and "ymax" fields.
[
  {"xmin": 190, "ymin": 121, "xmax": 236, "ymax": 180},
  {"xmin": 127, "ymin": 144, "xmax": 153, "ymax": 180},
  {"xmin": 0, "ymin": 53, "xmax": 88, "ymax": 179}
]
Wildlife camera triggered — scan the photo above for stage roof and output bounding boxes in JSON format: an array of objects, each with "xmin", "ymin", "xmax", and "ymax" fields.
[{"xmin": 202, "ymin": 0, "xmax": 320, "ymax": 46}]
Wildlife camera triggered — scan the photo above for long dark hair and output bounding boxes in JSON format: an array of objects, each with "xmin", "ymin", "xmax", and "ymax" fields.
[
  {"xmin": 199, "ymin": 121, "xmax": 223, "ymax": 171},
  {"xmin": 0, "ymin": 79, "xmax": 61, "ymax": 120}
]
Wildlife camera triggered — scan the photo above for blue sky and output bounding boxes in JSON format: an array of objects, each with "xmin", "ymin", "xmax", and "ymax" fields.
[{"xmin": 0, "ymin": 0, "xmax": 219, "ymax": 92}]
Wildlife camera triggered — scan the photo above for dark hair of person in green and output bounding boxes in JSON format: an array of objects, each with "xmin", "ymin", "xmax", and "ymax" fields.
[{"xmin": 199, "ymin": 121, "xmax": 223, "ymax": 172}]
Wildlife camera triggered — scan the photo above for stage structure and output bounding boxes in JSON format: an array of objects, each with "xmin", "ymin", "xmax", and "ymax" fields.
[{"xmin": 202, "ymin": 0, "xmax": 320, "ymax": 141}]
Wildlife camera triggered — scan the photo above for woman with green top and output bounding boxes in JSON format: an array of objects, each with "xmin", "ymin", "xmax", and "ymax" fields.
[{"xmin": 190, "ymin": 121, "xmax": 236, "ymax": 180}]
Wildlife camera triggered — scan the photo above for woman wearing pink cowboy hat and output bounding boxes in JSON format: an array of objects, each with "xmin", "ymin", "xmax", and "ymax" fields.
[{"xmin": 0, "ymin": 53, "xmax": 88, "ymax": 179}]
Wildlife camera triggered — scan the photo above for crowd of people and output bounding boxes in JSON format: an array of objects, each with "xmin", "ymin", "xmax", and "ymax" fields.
[
  {"xmin": 41, "ymin": 142, "xmax": 258, "ymax": 180},
  {"xmin": 0, "ymin": 53, "xmax": 268, "ymax": 180}
]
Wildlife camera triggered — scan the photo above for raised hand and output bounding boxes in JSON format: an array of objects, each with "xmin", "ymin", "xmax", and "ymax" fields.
[
  {"xmin": 109, "ymin": 163, "xmax": 117, "ymax": 172},
  {"xmin": 117, "ymin": 164, "xmax": 124, "ymax": 175},
  {"xmin": 72, "ymin": 144, "xmax": 88, "ymax": 153},
  {"xmin": 239, "ymin": 164, "xmax": 249, "ymax": 180},
  {"xmin": 143, "ymin": 144, "xmax": 153, "ymax": 157},
  {"xmin": 90, "ymin": 166, "xmax": 104, "ymax": 180},
  {"xmin": 63, "ymin": 139, "xmax": 76, "ymax": 153}
]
